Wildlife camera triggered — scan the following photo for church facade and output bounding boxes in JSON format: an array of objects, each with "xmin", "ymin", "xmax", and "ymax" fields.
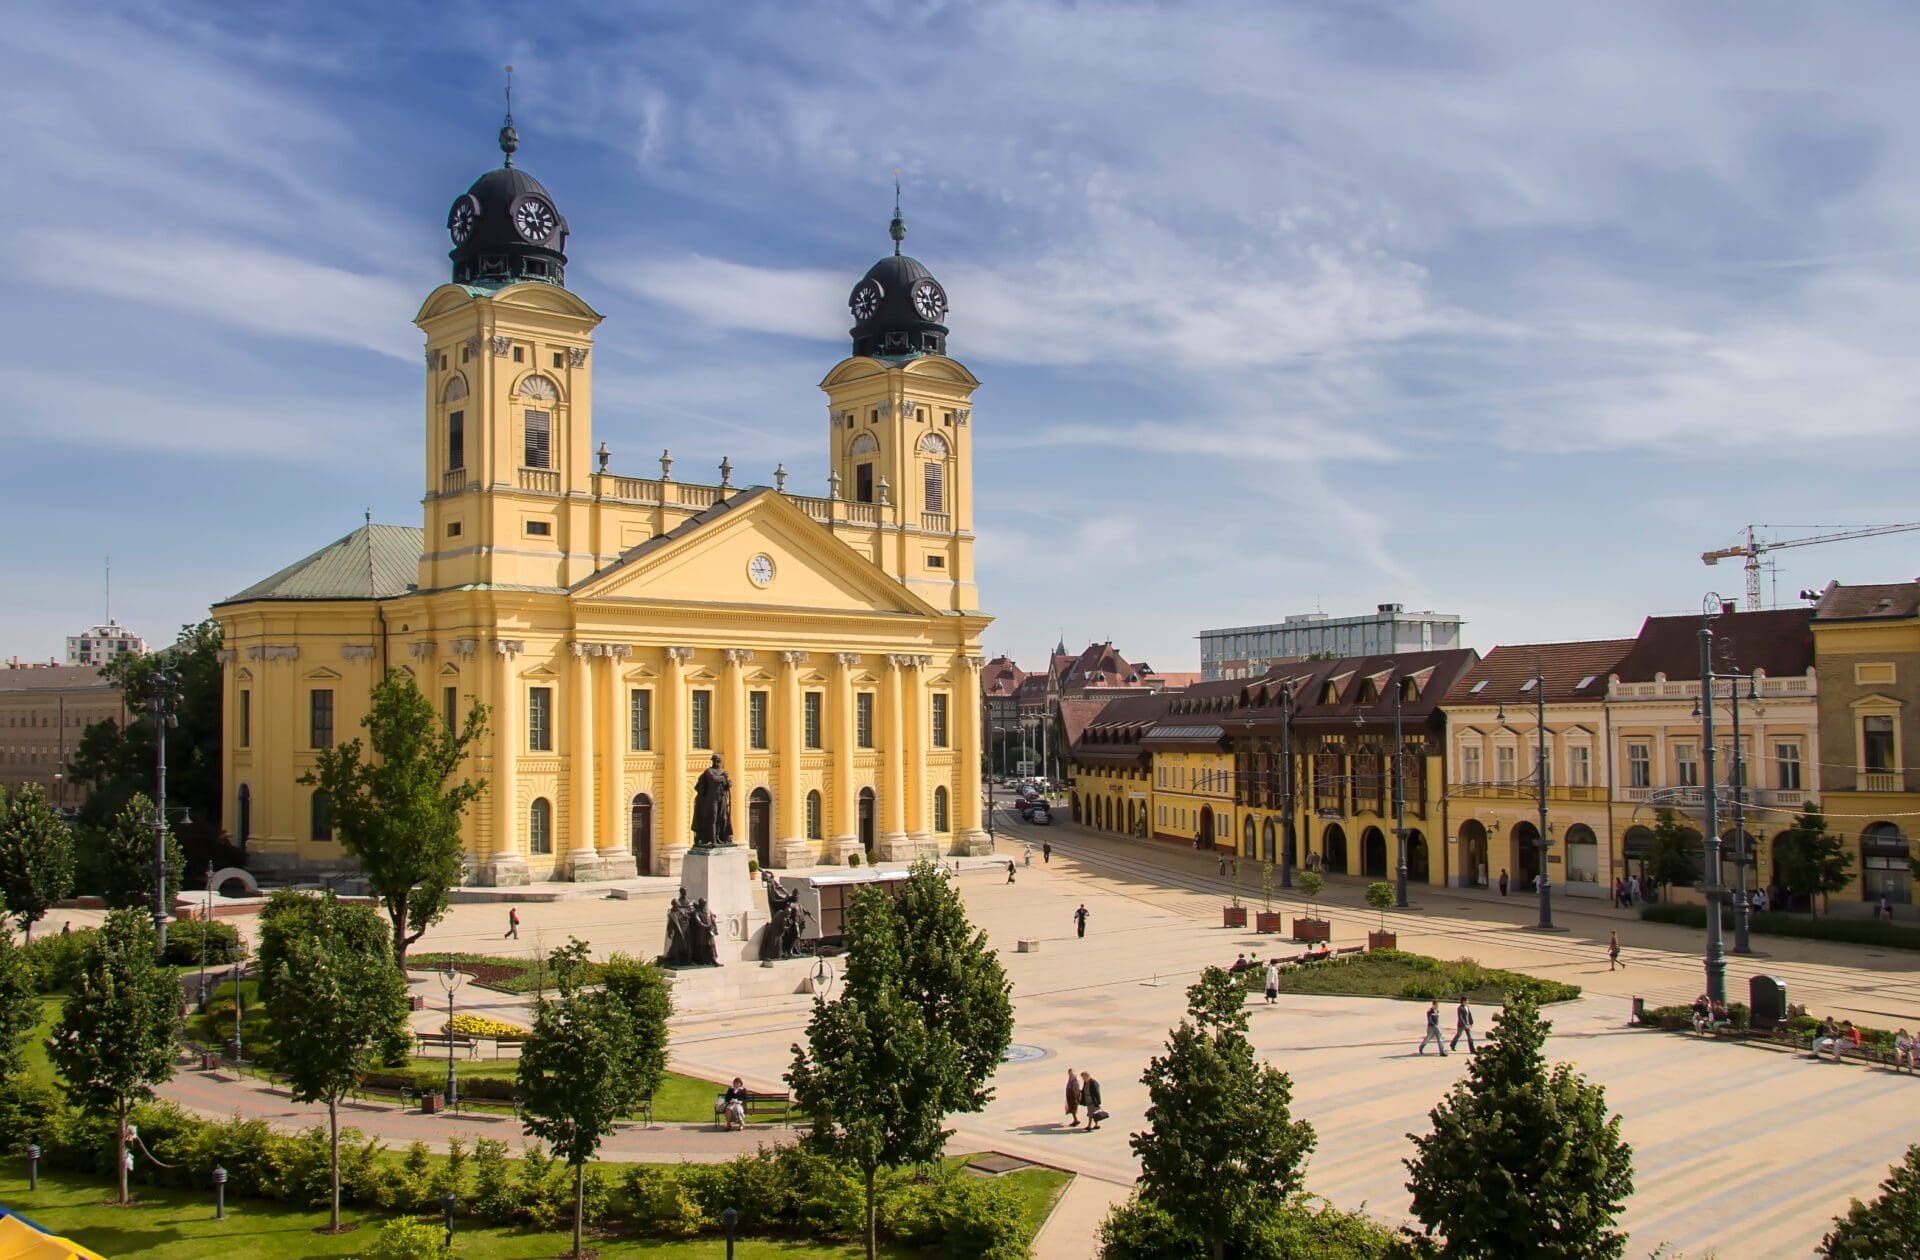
[{"xmin": 214, "ymin": 116, "xmax": 992, "ymax": 884}]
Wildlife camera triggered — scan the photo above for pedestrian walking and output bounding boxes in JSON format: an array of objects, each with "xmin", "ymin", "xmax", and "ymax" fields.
[
  {"xmin": 1218, "ymin": 854, "xmax": 1227, "ymax": 877},
  {"xmin": 1006, "ymin": 860, "xmax": 1016, "ymax": 884},
  {"xmin": 1073, "ymin": 903, "xmax": 1089, "ymax": 938},
  {"xmin": 1043, "ymin": 841, "xmax": 1052, "ymax": 863},
  {"xmin": 1064, "ymin": 1068, "xmax": 1082, "ymax": 1126},
  {"xmin": 1608, "ymin": 930, "xmax": 1623, "ymax": 971},
  {"xmin": 1418, "ymin": 1000, "xmax": 1448, "ymax": 1056},
  {"xmin": 1023, "ymin": 841, "xmax": 1033, "ymax": 868},
  {"xmin": 1880, "ymin": 893, "xmax": 1894, "ymax": 922},
  {"xmin": 1450, "ymin": 997, "xmax": 1475, "ymax": 1053},
  {"xmin": 1498, "ymin": 869, "xmax": 1509, "ymax": 897},
  {"xmin": 1627, "ymin": 874, "xmax": 1639, "ymax": 906},
  {"xmin": 1081, "ymin": 1071, "xmax": 1104, "ymax": 1130},
  {"xmin": 1264, "ymin": 960, "xmax": 1280, "ymax": 1005},
  {"xmin": 505, "ymin": 906, "xmax": 520, "ymax": 939}
]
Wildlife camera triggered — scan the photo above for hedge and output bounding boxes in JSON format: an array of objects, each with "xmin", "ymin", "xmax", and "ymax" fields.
[{"xmin": 1638, "ymin": 903, "xmax": 1920, "ymax": 951}]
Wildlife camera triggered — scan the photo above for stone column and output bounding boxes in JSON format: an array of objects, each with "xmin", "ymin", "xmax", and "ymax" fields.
[
  {"xmin": 483, "ymin": 639, "xmax": 529, "ymax": 885},
  {"xmin": 901, "ymin": 655, "xmax": 933, "ymax": 857},
  {"xmin": 955, "ymin": 654, "xmax": 990, "ymax": 854},
  {"xmin": 830, "ymin": 652, "xmax": 861, "ymax": 862},
  {"xmin": 774, "ymin": 651, "xmax": 812, "ymax": 868},
  {"xmin": 878, "ymin": 655, "xmax": 912, "ymax": 859},
  {"xmin": 562, "ymin": 643, "xmax": 602, "ymax": 881},
  {"xmin": 659, "ymin": 647, "xmax": 694, "ymax": 877},
  {"xmin": 598, "ymin": 645, "xmax": 638, "ymax": 878},
  {"xmin": 722, "ymin": 649, "xmax": 753, "ymax": 845}
]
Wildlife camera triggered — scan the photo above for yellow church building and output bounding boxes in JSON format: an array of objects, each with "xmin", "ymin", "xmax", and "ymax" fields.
[{"xmin": 214, "ymin": 115, "xmax": 992, "ymax": 884}]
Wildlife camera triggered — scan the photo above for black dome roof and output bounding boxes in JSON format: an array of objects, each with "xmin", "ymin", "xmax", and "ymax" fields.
[
  {"xmin": 445, "ymin": 120, "xmax": 569, "ymax": 288},
  {"xmin": 848, "ymin": 206, "xmax": 948, "ymax": 358}
]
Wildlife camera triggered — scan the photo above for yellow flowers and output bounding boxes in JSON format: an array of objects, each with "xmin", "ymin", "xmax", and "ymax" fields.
[{"xmin": 442, "ymin": 1013, "xmax": 528, "ymax": 1039}]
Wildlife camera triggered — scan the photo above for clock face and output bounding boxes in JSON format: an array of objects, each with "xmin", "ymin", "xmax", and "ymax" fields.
[
  {"xmin": 514, "ymin": 198, "xmax": 557, "ymax": 243},
  {"xmin": 448, "ymin": 197, "xmax": 478, "ymax": 245},
  {"xmin": 748, "ymin": 554, "xmax": 775, "ymax": 588},
  {"xmin": 850, "ymin": 282, "xmax": 881, "ymax": 321},
  {"xmin": 912, "ymin": 280, "xmax": 947, "ymax": 321}
]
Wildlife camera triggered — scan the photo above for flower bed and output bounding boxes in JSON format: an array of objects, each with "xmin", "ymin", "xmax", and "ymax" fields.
[
  {"xmin": 1237, "ymin": 948, "xmax": 1581, "ymax": 1004},
  {"xmin": 409, "ymin": 951, "xmax": 602, "ymax": 995},
  {"xmin": 441, "ymin": 1013, "xmax": 528, "ymax": 1040}
]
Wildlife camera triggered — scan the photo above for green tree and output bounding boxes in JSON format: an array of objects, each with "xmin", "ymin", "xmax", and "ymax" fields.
[
  {"xmin": 1820, "ymin": 1142, "xmax": 1920, "ymax": 1259},
  {"xmin": 1121, "ymin": 967, "xmax": 1316, "ymax": 1260},
  {"xmin": 1775, "ymin": 805, "xmax": 1852, "ymax": 915},
  {"xmin": 596, "ymin": 952, "xmax": 672, "ymax": 1103},
  {"xmin": 96, "ymin": 792, "xmax": 185, "ymax": 912},
  {"xmin": 302, "ymin": 670, "xmax": 488, "ymax": 970},
  {"xmin": 0, "ymin": 784, "xmax": 75, "ymax": 943},
  {"xmin": 788, "ymin": 861, "xmax": 1013, "ymax": 1259},
  {"xmin": 67, "ymin": 621, "xmax": 228, "ymax": 867},
  {"xmin": 1642, "ymin": 808, "xmax": 1700, "ymax": 902},
  {"xmin": 0, "ymin": 923, "xmax": 39, "ymax": 1083},
  {"xmin": 517, "ymin": 940, "xmax": 645, "ymax": 1258},
  {"xmin": 254, "ymin": 888, "xmax": 394, "ymax": 1009},
  {"xmin": 266, "ymin": 900, "xmax": 409, "ymax": 1231},
  {"xmin": 47, "ymin": 909, "xmax": 182, "ymax": 1204},
  {"xmin": 1404, "ymin": 989, "xmax": 1633, "ymax": 1259}
]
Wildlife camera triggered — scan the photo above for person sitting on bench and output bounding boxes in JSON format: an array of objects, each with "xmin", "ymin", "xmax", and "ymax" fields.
[
  {"xmin": 1894, "ymin": 1027, "xmax": 1916, "ymax": 1073},
  {"xmin": 715, "ymin": 1077, "xmax": 748, "ymax": 1129},
  {"xmin": 1811, "ymin": 1018, "xmax": 1854, "ymax": 1062}
]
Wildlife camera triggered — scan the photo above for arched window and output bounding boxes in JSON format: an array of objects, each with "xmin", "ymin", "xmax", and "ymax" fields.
[
  {"xmin": 310, "ymin": 790, "xmax": 332, "ymax": 843},
  {"xmin": 806, "ymin": 790, "xmax": 823, "ymax": 840},
  {"xmin": 848, "ymin": 432, "xmax": 880, "ymax": 456},
  {"xmin": 529, "ymin": 798, "xmax": 552, "ymax": 854},
  {"xmin": 518, "ymin": 375, "xmax": 558, "ymax": 400},
  {"xmin": 933, "ymin": 786, "xmax": 950, "ymax": 832},
  {"xmin": 917, "ymin": 432, "xmax": 950, "ymax": 455},
  {"xmin": 441, "ymin": 376, "xmax": 469, "ymax": 403},
  {"xmin": 1862, "ymin": 822, "xmax": 1912, "ymax": 905}
]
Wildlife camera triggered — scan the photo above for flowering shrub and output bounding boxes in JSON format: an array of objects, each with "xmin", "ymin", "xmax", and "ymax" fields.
[{"xmin": 441, "ymin": 1013, "xmax": 528, "ymax": 1039}]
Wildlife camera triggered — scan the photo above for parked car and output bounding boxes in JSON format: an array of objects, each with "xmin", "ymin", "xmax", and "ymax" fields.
[
  {"xmin": 1019, "ymin": 800, "xmax": 1051, "ymax": 822},
  {"xmin": 1024, "ymin": 807, "xmax": 1053, "ymax": 826}
]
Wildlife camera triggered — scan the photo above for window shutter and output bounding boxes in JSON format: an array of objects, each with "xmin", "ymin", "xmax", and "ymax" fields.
[{"xmin": 524, "ymin": 409, "xmax": 551, "ymax": 469}]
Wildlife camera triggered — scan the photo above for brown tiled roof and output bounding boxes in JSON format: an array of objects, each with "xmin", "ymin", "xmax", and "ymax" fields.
[
  {"xmin": 0, "ymin": 665, "xmax": 113, "ymax": 692},
  {"xmin": 1148, "ymin": 671, "xmax": 1203, "ymax": 691},
  {"xmin": 1059, "ymin": 640, "xmax": 1150, "ymax": 688},
  {"xmin": 1612, "ymin": 608, "xmax": 1812, "ymax": 681},
  {"xmin": 1057, "ymin": 698, "xmax": 1111, "ymax": 748},
  {"xmin": 981, "ymin": 655, "xmax": 1027, "ymax": 697},
  {"xmin": 1445, "ymin": 640, "xmax": 1635, "ymax": 707},
  {"xmin": 1069, "ymin": 691, "xmax": 1176, "ymax": 766},
  {"xmin": 1814, "ymin": 581, "xmax": 1920, "ymax": 622},
  {"xmin": 1212, "ymin": 650, "xmax": 1480, "ymax": 738}
]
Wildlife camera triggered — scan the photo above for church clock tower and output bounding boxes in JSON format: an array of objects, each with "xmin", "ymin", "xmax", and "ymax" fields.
[
  {"xmin": 821, "ymin": 201, "xmax": 980, "ymax": 614},
  {"xmin": 416, "ymin": 112, "xmax": 604, "ymax": 593}
]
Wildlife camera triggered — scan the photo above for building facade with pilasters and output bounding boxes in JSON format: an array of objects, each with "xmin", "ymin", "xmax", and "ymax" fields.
[{"xmin": 214, "ymin": 121, "xmax": 991, "ymax": 883}]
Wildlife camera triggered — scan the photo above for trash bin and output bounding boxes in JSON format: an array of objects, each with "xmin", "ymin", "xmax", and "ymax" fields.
[{"xmin": 1749, "ymin": 975, "xmax": 1787, "ymax": 1031}]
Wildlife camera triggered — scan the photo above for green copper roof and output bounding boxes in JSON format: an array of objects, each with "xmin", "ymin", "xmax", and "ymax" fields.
[{"xmin": 221, "ymin": 524, "xmax": 423, "ymax": 604}]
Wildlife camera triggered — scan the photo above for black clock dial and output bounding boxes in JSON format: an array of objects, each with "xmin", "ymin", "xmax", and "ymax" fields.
[
  {"xmin": 448, "ymin": 197, "xmax": 477, "ymax": 244},
  {"xmin": 912, "ymin": 281, "xmax": 946, "ymax": 321},
  {"xmin": 514, "ymin": 198, "xmax": 557, "ymax": 243},
  {"xmin": 850, "ymin": 282, "xmax": 881, "ymax": 321}
]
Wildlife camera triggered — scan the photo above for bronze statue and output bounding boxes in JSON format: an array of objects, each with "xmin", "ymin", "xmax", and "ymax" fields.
[
  {"xmin": 663, "ymin": 888, "xmax": 694, "ymax": 966},
  {"xmin": 762, "ymin": 874, "xmax": 808, "ymax": 960},
  {"xmin": 689, "ymin": 897, "xmax": 721, "ymax": 966},
  {"xmin": 691, "ymin": 754, "xmax": 735, "ymax": 848}
]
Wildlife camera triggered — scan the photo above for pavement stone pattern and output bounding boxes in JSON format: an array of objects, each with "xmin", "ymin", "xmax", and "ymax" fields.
[{"xmin": 133, "ymin": 801, "xmax": 1920, "ymax": 1260}]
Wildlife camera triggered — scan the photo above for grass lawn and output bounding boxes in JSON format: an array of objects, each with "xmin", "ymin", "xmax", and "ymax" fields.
[
  {"xmin": 24, "ymin": 997, "xmax": 60, "ymax": 1086},
  {"xmin": 1242, "ymin": 949, "xmax": 1580, "ymax": 1004},
  {"xmin": 0, "ymin": 1163, "xmax": 1069, "ymax": 1258}
]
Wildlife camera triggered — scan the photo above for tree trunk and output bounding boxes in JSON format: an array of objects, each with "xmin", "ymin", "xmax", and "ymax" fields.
[
  {"xmin": 864, "ymin": 1166, "xmax": 877, "ymax": 1260},
  {"xmin": 392, "ymin": 898, "xmax": 410, "ymax": 972},
  {"xmin": 23, "ymin": 919, "xmax": 32, "ymax": 946},
  {"xmin": 328, "ymin": 1096, "xmax": 340, "ymax": 1231},
  {"xmin": 115, "ymin": 1103, "xmax": 128, "ymax": 1205},
  {"xmin": 573, "ymin": 1160, "xmax": 585, "ymax": 1258},
  {"xmin": 1212, "ymin": 1238, "xmax": 1226, "ymax": 1260}
]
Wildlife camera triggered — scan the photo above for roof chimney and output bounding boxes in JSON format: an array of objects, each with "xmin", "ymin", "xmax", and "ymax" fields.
[{"xmin": 1721, "ymin": 601, "xmax": 1736, "ymax": 616}]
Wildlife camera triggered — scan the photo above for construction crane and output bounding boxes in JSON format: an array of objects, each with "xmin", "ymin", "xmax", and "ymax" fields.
[{"xmin": 1702, "ymin": 522, "xmax": 1920, "ymax": 610}]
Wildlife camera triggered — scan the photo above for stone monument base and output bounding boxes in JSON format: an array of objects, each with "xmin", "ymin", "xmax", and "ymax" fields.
[
  {"xmin": 656, "ymin": 845, "xmax": 688, "ymax": 879},
  {"xmin": 956, "ymin": 828, "xmax": 993, "ymax": 856},
  {"xmin": 474, "ymin": 854, "xmax": 529, "ymax": 886},
  {"xmin": 562, "ymin": 850, "xmax": 611, "ymax": 882},
  {"xmin": 772, "ymin": 837, "xmax": 815, "ymax": 870},
  {"xmin": 876, "ymin": 832, "xmax": 917, "ymax": 862},
  {"xmin": 680, "ymin": 845, "xmax": 766, "ymax": 964},
  {"xmin": 597, "ymin": 851, "xmax": 639, "ymax": 880}
]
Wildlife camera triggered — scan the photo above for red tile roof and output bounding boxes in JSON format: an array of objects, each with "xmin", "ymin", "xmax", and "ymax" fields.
[
  {"xmin": 1612, "ymin": 608, "xmax": 1812, "ymax": 681},
  {"xmin": 981, "ymin": 654, "xmax": 1027, "ymax": 697},
  {"xmin": 1814, "ymin": 581, "xmax": 1920, "ymax": 622},
  {"xmin": 1446, "ymin": 640, "xmax": 1635, "ymax": 707}
]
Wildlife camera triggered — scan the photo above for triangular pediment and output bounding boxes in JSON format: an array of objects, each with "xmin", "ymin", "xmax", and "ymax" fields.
[
  {"xmin": 574, "ymin": 488, "xmax": 944, "ymax": 620},
  {"xmin": 303, "ymin": 667, "xmax": 342, "ymax": 681}
]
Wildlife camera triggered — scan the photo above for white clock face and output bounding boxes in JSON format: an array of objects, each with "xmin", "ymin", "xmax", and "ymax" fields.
[
  {"xmin": 850, "ymin": 282, "xmax": 881, "ymax": 321},
  {"xmin": 912, "ymin": 280, "xmax": 947, "ymax": 321},
  {"xmin": 748, "ymin": 554, "xmax": 775, "ymax": 587},
  {"xmin": 514, "ymin": 198, "xmax": 557, "ymax": 243}
]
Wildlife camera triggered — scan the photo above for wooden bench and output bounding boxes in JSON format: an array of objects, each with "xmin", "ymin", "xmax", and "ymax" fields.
[
  {"xmin": 714, "ymin": 1090, "xmax": 792, "ymax": 1127},
  {"xmin": 416, "ymin": 1033, "xmax": 479, "ymax": 1060},
  {"xmin": 491, "ymin": 1037, "xmax": 527, "ymax": 1059}
]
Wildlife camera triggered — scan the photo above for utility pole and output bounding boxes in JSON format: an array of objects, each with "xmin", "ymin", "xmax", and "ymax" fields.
[
  {"xmin": 1698, "ymin": 605, "xmax": 1728, "ymax": 1007},
  {"xmin": 1279, "ymin": 686, "xmax": 1295, "ymax": 889},
  {"xmin": 148, "ymin": 665, "xmax": 179, "ymax": 959},
  {"xmin": 1392, "ymin": 675, "xmax": 1408, "ymax": 908}
]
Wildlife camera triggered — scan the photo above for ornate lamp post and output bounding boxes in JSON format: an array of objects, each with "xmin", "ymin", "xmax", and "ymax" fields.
[
  {"xmin": 1694, "ymin": 650, "xmax": 1761, "ymax": 956},
  {"xmin": 437, "ymin": 962, "xmax": 465, "ymax": 1110},
  {"xmin": 147, "ymin": 664, "xmax": 181, "ymax": 957},
  {"xmin": 1390, "ymin": 668, "xmax": 1409, "ymax": 908},
  {"xmin": 1498, "ymin": 658, "xmax": 1556, "ymax": 931},
  {"xmin": 1697, "ymin": 596, "xmax": 1730, "ymax": 1007}
]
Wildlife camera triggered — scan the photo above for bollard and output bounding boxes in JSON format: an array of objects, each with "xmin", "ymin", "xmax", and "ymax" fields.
[
  {"xmin": 442, "ymin": 1190, "xmax": 458, "ymax": 1253},
  {"xmin": 25, "ymin": 1144, "xmax": 38, "ymax": 1192},
  {"xmin": 723, "ymin": 1206, "xmax": 739, "ymax": 1259},
  {"xmin": 213, "ymin": 1165, "xmax": 227, "ymax": 1220}
]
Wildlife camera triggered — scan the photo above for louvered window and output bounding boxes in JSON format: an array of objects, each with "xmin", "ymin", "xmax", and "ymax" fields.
[{"xmin": 524, "ymin": 409, "xmax": 551, "ymax": 469}]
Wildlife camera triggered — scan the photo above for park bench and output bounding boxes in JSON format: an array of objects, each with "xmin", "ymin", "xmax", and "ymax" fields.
[
  {"xmin": 714, "ymin": 1090, "xmax": 792, "ymax": 1127},
  {"xmin": 491, "ymin": 1036, "xmax": 527, "ymax": 1059},
  {"xmin": 1334, "ymin": 945, "xmax": 1366, "ymax": 958},
  {"xmin": 416, "ymin": 1033, "xmax": 479, "ymax": 1060}
]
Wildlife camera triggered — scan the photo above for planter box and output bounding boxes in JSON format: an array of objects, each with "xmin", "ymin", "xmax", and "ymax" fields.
[
  {"xmin": 1291, "ymin": 917, "xmax": 1330, "ymax": 944},
  {"xmin": 420, "ymin": 1093, "xmax": 445, "ymax": 1115},
  {"xmin": 1223, "ymin": 906, "xmax": 1248, "ymax": 928},
  {"xmin": 1017, "ymin": 938, "xmax": 1041, "ymax": 953},
  {"xmin": 1255, "ymin": 911, "xmax": 1283, "ymax": 934},
  {"xmin": 408, "ymin": 994, "xmax": 425, "ymax": 1012},
  {"xmin": 200, "ymin": 1052, "xmax": 223, "ymax": 1071},
  {"xmin": 1368, "ymin": 931, "xmax": 1397, "ymax": 952}
]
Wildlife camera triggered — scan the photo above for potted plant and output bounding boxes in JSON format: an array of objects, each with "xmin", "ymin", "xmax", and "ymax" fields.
[
  {"xmin": 1366, "ymin": 881, "xmax": 1397, "ymax": 951},
  {"xmin": 1255, "ymin": 861, "xmax": 1282, "ymax": 934},
  {"xmin": 1223, "ymin": 856, "xmax": 1248, "ymax": 928},
  {"xmin": 1292, "ymin": 870, "xmax": 1330, "ymax": 943}
]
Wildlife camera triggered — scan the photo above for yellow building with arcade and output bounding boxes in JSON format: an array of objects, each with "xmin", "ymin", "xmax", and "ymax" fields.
[{"xmin": 215, "ymin": 118, "xmax": 992, "ymax": 884}]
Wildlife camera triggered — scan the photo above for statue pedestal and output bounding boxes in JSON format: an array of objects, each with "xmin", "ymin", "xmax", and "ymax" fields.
[{"xmin": 680, "ymin": 845, "xmax": 766, "ymax": 964}]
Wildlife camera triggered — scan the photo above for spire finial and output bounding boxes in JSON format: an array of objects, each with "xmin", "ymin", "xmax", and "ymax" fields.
[
  {"xmin": 499, "ymin": 64, "xmax": 519, "ymax": 167},
  {"xmin": 889, "ymin": 168, "xmax": 905, "ymax": 255}
]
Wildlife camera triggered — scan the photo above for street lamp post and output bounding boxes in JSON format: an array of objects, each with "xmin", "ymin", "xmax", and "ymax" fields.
[
  {"xmin": 1499, "ymin": 660, "xmax": 1555, "ymax": 930},
  {"xmin": 442, "ymin": 1190, "xmax": 457, "ymax": 1252},
  {"xmin": 1279, "ymin": 685, "xmax": 1295, "ymax": 890},
  {"xmin": 1695, "ymin": 665, "xmax": 1760, "ymax": 955},
  {"xmin": 1392, "ymin": 673, "xmax": 1409, "ymax": 909},
  {"xmin": 437, "ymin": 962, "xmax": 465, "ymax": 1110},
  {"xmin": 1697, "ymin": 602, "xmax": 1729, "ymax": 1008},
  {"xmin": 148, "ymin": 665, "xmax": 180, "ymax": 958}
]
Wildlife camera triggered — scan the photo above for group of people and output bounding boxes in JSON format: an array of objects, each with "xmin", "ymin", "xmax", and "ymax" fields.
[
  {"xmin": 1418, "ymin": 998, "xmax": 1476, "ymax": 1056},
  {"xmin": 1610, "ymin": 875, "xmax": 1663, "ymax": 908},
  {"xmin": 1063, "ymin": 1067, "xmax": 1105, "ymax": 1130}
]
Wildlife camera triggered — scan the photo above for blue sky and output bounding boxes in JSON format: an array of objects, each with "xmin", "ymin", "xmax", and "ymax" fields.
[{"xmin": 7, "ymin": 1, "xmax": 1920, "ymax": 672}]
